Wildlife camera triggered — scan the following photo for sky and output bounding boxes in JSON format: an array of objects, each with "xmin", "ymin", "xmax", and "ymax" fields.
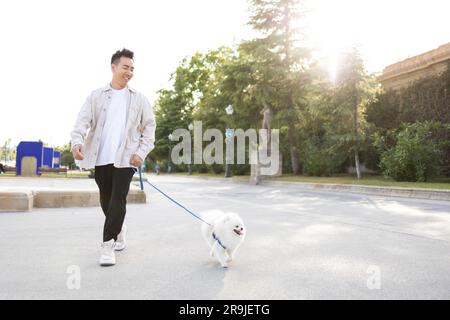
[{"xmin": 0, "ymin": 0, "xmax": 449, "ymax": 149}]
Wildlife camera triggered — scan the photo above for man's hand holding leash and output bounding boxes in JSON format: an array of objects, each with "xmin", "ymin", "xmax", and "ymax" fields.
[
  {"xmin": 72, "ymin": 144, "xmax": 84, "ymax": 161},
  {"xmin": 130, "ymin": 154, "xmax": 142, "ymax": 167}
]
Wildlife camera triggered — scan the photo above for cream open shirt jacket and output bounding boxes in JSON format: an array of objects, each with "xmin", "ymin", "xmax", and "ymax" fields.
[{"xmin": 70, "ymin": 84, "xmax": 156, "ymax": 169}]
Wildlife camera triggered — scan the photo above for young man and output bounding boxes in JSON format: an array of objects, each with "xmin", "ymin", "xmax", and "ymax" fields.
[{"xmin": 71, "ymin": 48, "xmax": 156, "ymax": 266}]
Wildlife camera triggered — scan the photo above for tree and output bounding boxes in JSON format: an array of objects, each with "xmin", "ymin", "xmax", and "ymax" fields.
[
  {"xmin": 332, "ymin": 47, "xmax": 380, "ymax": 179},
  {"xmin": 154, "ymin": 47, "xmax": 236, "ymax": 171},
  {"xmin": 297, "ymin": 72, "xmax": 347, "ymax": 176},
  {"xmin": 1, "ymin": 139, "xmax": 14, "ymax": 163},
  {"xmin": 56, "ymin": 143, "xmax": 75, "ymax": 168},
  {"xmin": 242, "ymin": 0, "xmax": 311, "ymax": 174}
]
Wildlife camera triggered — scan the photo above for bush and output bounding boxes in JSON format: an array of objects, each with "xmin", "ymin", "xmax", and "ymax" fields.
[
  {"xmin": 360, "ymin": 143, "xmax": 380, "ymax": 173},
  {"xmin": 374, "ymin": 121, "xmax": 444, "ymax": 182},
  {"xmin": 302, "ymin": 143, "xmax": 346, "ymax": 176},
  {"xmin": 234, "ymin": 164, "xmax": 250, "ymax": 175},
  {"xmin": 302, "ymin": 146, "xmax": 330, "ymax": 176},
  {"xmin": 279, "ymin": 126, "xmax": 293, "ymax": 174},
  {"xmin": 211, "ymin": 163, "xmax": 224, "ymax": 174},
  {"xmin": 195, "ymin": 164, "xmax": 209, "ymax": 173}
]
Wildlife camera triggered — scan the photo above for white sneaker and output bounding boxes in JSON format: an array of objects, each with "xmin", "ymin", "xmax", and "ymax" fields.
[
  {"xmin": 115, "ymin": 225, "xmax": 127, "ymax": 251},
  {"xmin": 99, "ymin": 239, "xmax": 116, "ymax": 266}
]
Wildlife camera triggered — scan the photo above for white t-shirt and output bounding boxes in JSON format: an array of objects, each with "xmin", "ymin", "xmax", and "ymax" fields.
[{"xmin": 95, "ymin": 87, "xmax": 129, "ymax": 166}]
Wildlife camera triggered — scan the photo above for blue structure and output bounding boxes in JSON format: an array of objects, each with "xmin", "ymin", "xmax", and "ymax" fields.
[
  {"xmin": 43, "ymin": 147, "xmax": 54, "ymax": 168},
  {"xmin": 15, "ymin": 141, "xmax": 62, "ymax": 175},
  {"xmin": 16, "ymin": 141, "xmax": 44, "ymax": 176}
]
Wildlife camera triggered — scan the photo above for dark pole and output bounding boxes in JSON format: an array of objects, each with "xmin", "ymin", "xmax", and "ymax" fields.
[
  {"xmin": 168, "ymin": 144, "xmax": 172, "ymax": 173},
  {"xmin": 225, "ymin": 163, "xmax": 232, "ymax": 177},
  {"xmin": 188, "ymin": 124, "xmax": 193, "ymax": 175},
  {"xmin": 168, "ymin": 134, "xmax": 173, "ymax": 173}
]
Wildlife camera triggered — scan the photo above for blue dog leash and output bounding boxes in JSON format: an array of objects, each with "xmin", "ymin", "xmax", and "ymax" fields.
[
  {"xmin": 138, "ymin": 166, "xmax": 144, "ymax": 190},
  {"xmin": 212, "ymin": 232, "xmax": 227, "ymax": 250},
  {"xmin": 138, "ymin": 168, "xmax": 229, "ymax": 248},
  {"xmin": 138, "ymin": 168, "xmax": 212, "ymax": 227}
]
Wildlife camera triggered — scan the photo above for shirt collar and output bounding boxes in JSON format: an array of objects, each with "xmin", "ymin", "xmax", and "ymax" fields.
[{"xmin": 102, "ymin": 83, "xmax": 136, "ymax": 93}]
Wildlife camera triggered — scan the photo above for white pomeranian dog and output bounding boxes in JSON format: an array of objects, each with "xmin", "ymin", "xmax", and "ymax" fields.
[{"xmin": 200, "ymin": 210, "xmax": 246, "ymax": 268}]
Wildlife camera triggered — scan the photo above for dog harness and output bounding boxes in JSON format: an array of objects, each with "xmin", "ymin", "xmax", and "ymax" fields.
[{"xmin": 212, "ymin": 232, "xmax": 227, "ymax": 250}]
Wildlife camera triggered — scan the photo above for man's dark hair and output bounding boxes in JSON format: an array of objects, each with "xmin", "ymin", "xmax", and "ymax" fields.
[{"xmin": 111, "ymin": 48, "xmax": 134, "ymax": 65}]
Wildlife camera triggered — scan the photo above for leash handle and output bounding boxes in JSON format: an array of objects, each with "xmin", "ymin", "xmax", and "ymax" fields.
[{"xmin": 145, "ymin": 179, "xmax": 212, "ymax": 226}]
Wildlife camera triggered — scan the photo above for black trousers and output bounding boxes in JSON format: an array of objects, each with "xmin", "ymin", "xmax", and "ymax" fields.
[{"xmin": 94, "ymin": 164, "xmax": 136, "ymax": 242}]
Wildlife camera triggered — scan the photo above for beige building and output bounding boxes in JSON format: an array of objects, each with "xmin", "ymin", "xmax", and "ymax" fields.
[{"xmin": 379, "ymin": 42, "xmax": 450, "ymax": 91}]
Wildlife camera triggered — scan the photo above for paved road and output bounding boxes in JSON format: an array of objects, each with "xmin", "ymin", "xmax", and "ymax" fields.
[{"xmin": 1, "ymin": 175, "xmax": 449, "ymax": 299}]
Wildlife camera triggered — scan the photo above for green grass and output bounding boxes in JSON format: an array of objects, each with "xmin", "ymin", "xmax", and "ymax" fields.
[
  {"xmin": 171, "ymin": 172, "xmax": 450, "ymax": 190},
  {"xmin": 172, "ymin": 172, "xmax": 223, "ymax": 178},
  {"xmin": 171, "ymin": 172, "xmax": 250, "ymax": 180},
  {"xmin": 265, "ymin": 174, "xmax": 450, "ymax": 190}
]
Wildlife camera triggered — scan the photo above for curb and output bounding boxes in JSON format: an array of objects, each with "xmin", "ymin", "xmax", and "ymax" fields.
[
  {"xmin": 0, "ymin": 183, "xmax": 146, "ymax": 212},
  {"xmin": 257, "ymin": 180, "xmax": 450, "ymax": 201},
  {"xmin": 0, "ymin": 190, "xmax": 34, "ymax": 211}
]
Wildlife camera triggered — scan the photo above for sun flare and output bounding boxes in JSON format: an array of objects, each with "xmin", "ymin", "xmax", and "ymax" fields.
[{"xmin": 304, "ymin": 0, "xmax": 366, "ymax": 81}]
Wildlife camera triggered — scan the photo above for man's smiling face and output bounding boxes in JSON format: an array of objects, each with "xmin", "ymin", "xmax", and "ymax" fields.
[{"xmin": 111, "ymin": 57, "xmax": 134, "ymax": 88}]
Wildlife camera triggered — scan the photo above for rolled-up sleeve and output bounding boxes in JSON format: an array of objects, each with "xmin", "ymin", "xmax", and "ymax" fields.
[
  {"xmin": 70, "ymin": 94, "xmax": 93, "ymax": 150},
  {"xmin": 135, "ymin": 96, "xmax": 156, "ymax": 161}
]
